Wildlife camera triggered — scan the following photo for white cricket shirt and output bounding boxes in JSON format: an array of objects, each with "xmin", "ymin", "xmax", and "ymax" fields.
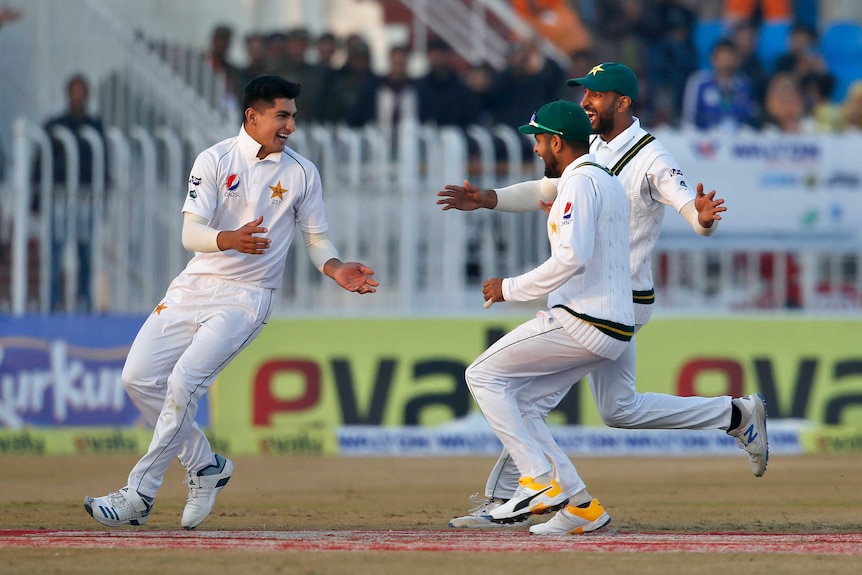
[
  {"xmin": 591, "ymin": 118, "xmax": 697, "ymax": 325},
  {"xmin": 503, "ymin": 154, "xmax": 634, "ymax": 359},
  {"xmin": 181, "ymin": 125, "xmax": 329, "ymax": 289}
]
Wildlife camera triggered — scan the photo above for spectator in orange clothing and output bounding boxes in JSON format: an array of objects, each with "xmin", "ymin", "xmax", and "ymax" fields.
[
  {"xmin": 724, "ymin": 0, "xmax": 791, "ymax": 24},
  {"xmin": 512, "ymin": 0, "xmax": 590, "ymax": 56}
]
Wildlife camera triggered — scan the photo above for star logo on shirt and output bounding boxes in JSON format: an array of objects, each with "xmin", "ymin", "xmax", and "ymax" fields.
[
  {"xmin": 270, "ymin": 181, "xmax": 287, "ymax": 202},
  {"xmin": 550, "ymin": 221, "xmax": 558, "ymax": 235},
  {"xmin": 154, "ymin": 303, "xmax": 168, "ymax": 315},
  {"xmin": 588, "ymin": 64, "xmax": 604, "ymax": 76}
]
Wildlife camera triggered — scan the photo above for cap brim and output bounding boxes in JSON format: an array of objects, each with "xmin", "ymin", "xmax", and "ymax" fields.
[{"xmin": 518, "ymin": 124, "xmax": 543, "ymax": 135}]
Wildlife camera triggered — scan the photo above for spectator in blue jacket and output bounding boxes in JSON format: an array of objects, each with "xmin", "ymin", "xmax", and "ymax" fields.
[{"xmin": 682, "ymin": 38, "xmax": 759, "ymax": 131}]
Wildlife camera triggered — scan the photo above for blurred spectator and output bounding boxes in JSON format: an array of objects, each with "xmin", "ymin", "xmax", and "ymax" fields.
[
  {"xmin": 731, "ymin": 20, "xmax": 770, "ymax": 106},
  {"xmin": 314, "ymin": 31, "xmax": 340, "ymax": 123},
  {"xmin": 415, "ymin": 38, "xmax": 480, "ymax": 128},
  {"xmin": 262, "ymin": 31, "xmax": 287, "ymax": 75},
  {"xmin": 464, "ymin": 62, "xmax": 497, "ymax": 128},
  {"xmin": 723, "ymin": 0, "xmax": 791, "ymax": 25},
  {"xmin": 802, "ymin": 73, "xmax": 841, "ymax": 132},
  {"xmin": 774, "ymin": 22, "xmax": 829, "ymax": 83},
  {"xmin": 591, "ymin": 0, "xmax": 644, "ymax": 68},
  {"xmin": 641, "ymin": 0, "xmax": 699, "ymax": 127},
  {"xmin": 324, "ymin": 36, "xmax": 378, "ymax": 124},
  {"xmin": 316, "ymin": 32, "xmax": 337, "ymax": 68},
  {"xmin": 682, "ymin": 38, "xmax": 759, "ymax": 130},
  {"xmin": 760, "ymin": 72, "xmax": 815, "ymax": 133},
  {"xmin": 269, "ymin": 27, "xmax": 327, "ymax": 123},
  {"xmin": 486, "ymin": 39, "xmax": 564, "ymax": 157},
  {"xmin": 840, "ymin": 80, "xmax": 862, "ymax": 132},
  {"xmin": 206, "ymin": 24, "xmax": 241, "ymax": 115},
  {"xmin": 37, "ymin": 74, "xmax": 107, "ymax": 312},
  {"xmin": 238, "ymin": 33, "xmax": 268, "ymax": 92},
  {"xmin": 511, "ymin": 0, "xmax": 591, "ymax": 56},
  {"xmin": 348, "ymin": 44, "xmax": 418, "ymax": 152}
]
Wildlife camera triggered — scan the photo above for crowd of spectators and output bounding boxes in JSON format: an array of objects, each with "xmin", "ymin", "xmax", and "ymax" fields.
[{"xmin": 201, "ymin": 0, "xmax": 861, "ymax": 142}]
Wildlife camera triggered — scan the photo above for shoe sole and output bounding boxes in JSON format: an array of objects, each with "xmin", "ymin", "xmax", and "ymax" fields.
[
  {"xmin": 530, "ymin": 514, "xmax": 612, "ymax": 536},
  {"xmin": 448, "ymin": 517, "xmax": 532, "ymax": 529},
  {"xmin": 490, "ymin": 497, "xmax": 569, "ymax": 524},
  {"xmin": 747, "ymin": 394, "xmax": 769, "ymax": 477},
  {"xmin": 83, "ymin": 497, "xmax": 149, "ymax": 527}
]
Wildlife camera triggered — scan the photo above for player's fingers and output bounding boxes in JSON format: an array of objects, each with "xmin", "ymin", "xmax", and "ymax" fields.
[
  {"xmin": 696, "ymin": 182, "xmax": 704, "ymax": 195},
  {"xmin": 442, "ymin": 185, "xmax": 464, "ymax": 193},
  {"xmin": 244, "ymin": 216, "xmax": 264, "ymax": 227}
]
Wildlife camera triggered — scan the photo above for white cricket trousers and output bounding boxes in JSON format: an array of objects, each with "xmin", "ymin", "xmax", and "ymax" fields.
[
  {"xmin": 466, "ymin": 310, "xmax": 611, "ymax": 500},
  {"xmin": 482, "ymin": 332, "xmax": 733, "ymax": 500},
  {"xmin": 122, "ymin": 274, "xmax": 274, "ymax": 498}
]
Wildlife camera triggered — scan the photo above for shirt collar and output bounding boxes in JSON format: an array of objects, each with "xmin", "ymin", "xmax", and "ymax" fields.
[
  {"xmin": 237, "ymin": 125, "xmax": 283, "ymax": 163},
  {"xmin": 595, "ymin": 117, "xmax": 642, "ymax": 152},
  {"xmin": 562, "ymin": 152, "xmax": 597, "ymax": 178}
]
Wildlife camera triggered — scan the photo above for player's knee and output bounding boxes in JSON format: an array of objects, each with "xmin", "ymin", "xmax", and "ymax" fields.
[
  {"xmin": 121, "ymin": 361, "xmax": 159, "ymax": 396},
  {"xmin": 598, "ymin": 404, "xmax": 636, "ymax": 428}
]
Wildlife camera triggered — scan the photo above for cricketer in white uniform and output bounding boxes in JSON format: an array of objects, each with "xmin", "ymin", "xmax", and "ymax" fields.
[
  {"xmin": 438, "ymin": 63, "xmax": 768, "ymax": 535},
  {"xmin": 463, "ymin": 100, "xmax": 633, "ymax": 533},
  {"xmin": 84, "ymin": 75, "xmax": 377, "ymax": 530}
]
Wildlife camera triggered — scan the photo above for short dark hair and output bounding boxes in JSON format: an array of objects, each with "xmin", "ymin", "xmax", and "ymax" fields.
[{"xmin": 241, "ymin": 75, "xmax": 301, "ymax": 112}]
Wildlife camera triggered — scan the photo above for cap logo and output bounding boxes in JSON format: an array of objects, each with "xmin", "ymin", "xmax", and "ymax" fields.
[{"xmin": 588, "ymin": 64, "xmax": 605, "ymax": 76}]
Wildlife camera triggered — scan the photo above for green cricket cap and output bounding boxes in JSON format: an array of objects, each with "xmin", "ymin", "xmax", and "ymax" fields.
[
  {"xmin": 566, "ymin": 62, "xmax": 639, "ymax": 101},
  {"xmin": 517, "ymin": 100, "xmax": 592, "ymax": 142}
]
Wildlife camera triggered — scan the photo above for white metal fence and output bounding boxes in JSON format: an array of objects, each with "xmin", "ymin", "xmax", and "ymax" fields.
[{"xmin": 3, "ymin": 119, "xmax": 862, "ymax": 316}]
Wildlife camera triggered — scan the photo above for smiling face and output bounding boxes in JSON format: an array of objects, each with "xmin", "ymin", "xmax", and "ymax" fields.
[
  {"xmin": 532, "ymin": 133, "xmax": 566, "ymax": 178},
  {"xmin": 579, "ymin": 88, "xmax": 625, "ymax": 138},
  {"xmin": 245, "ymin": 97, "xmax": 297, "ymax": 158}
]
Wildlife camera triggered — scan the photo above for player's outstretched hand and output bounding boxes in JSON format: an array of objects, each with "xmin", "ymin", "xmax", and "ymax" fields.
[
  {"xmin": 327, "ymin": 261, "xmax": 379, "ymax": 294},
  {"xmin": 436, "ymin": 180, "xmax": 496, "ymax": 211},
  {"xmin": 538, "ymin": 200, "xmax": 553, "ymax": 217},
  {"xmin": 218, "ymin": 216, "xmax": 271, "ymax": 254},
  {"xmin": 694, "ymin": 183, "xmax": 727, "ymax": 226},
  {"xmin": 482, "ymin": 277, "xmax": 504, "ymax": 305}
]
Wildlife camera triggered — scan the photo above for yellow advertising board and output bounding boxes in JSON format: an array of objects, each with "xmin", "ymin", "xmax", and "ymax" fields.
[{"xmin": 212, "ymin": 317, "xmax": 862, "ymax": 435}]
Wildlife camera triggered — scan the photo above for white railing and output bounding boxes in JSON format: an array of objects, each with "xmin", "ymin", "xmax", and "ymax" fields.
[
  {"xmin": 397, "ymin": 0, "xmax": 571, "ymax": 71},
  {"xmin": 4, "ymin": 119, "xmax": 862, "ymax": 316}
]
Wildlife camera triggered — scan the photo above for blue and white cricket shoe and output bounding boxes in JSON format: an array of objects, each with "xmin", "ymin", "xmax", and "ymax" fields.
[
  {"xmin": 181, "ymin": 454, "xmax": 234, "ymax": 530},
  {"xmin": 84, "ymin": 487, "xmax": 152, "ymax": 527},
  {"xmin": 729, "ymin": 394, "xmax": 769, "ymax": 477}
]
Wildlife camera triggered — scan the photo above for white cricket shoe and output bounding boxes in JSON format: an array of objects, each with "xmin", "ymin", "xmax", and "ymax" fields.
[
  {"xmin": 488, "ymin": 476, "xmax": 569, "ymax": 523},
  {"xmin": 84, "ymin": 487, "xmax": 152, "ymax": 527},
  {"xmin": 448, "ymin": 494, "xmax": 532, "ymax": 529},
  {"xmin": 529, "ymin": 499, "xmax": 611, "ymax": 535},
  {"xmin": 728, "ymin": 394, "xmax": 769, "ymax": 477},
  {"xmin": 181, "ymin": 454, "xmax": 234, "ymax": 530}
]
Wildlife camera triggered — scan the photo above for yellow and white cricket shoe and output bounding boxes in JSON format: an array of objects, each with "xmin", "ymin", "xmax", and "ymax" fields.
[
  {"xmin": 488, "ymin": 476, "xmax": 569, "ymax": 523},
  {"xmin": 529, "ymin": 499, "xmax": 611, "ymax": 535}
]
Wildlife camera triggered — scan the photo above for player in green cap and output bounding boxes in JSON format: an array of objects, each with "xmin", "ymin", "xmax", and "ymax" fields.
[
  {"xmin": 458, "ymin": 99, "xmax": 632, "ymax": 530},
  {"xmin": 439, "ymin": 63, "xmax": 767, "ymax": 535}
]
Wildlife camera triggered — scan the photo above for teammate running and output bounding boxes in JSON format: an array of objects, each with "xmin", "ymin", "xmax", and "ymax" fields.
[
  {"xmin": 84, "ymin": 75, "xmax": 377, "ymax": 530},
  {"xmin": 437, "ymin": 62, "xmax": 767, "ymax": 535}
]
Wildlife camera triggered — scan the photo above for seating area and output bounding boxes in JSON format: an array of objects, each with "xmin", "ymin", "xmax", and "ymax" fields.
[{"xmin": 693, "ymin": 19, "xmax": 862, "ymax": 102}]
